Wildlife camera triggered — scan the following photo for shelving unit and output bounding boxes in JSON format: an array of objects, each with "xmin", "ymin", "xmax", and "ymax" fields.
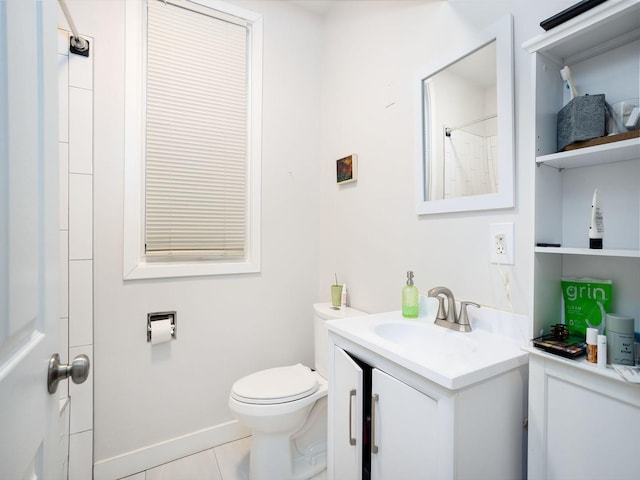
[
  {"xmin": 523, "ymin": 0, "xmax": 640, "ymax": 339},
  {"xmin": 523, "ymin": 4, "xmax": 640, "ymax": 478}
]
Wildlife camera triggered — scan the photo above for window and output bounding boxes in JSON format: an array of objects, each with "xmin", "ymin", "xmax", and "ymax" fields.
[{"xmin": 124, "ymin": 0, "xmax": 262, "ymax": 279}]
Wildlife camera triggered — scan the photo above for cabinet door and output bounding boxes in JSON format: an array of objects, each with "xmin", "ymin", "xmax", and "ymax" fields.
[
  {"xmin": 333, "ymin": 347, "xmax": 364, "ymax": 479},
  {"xmin": 529, "ymin": 356, "xmax": 640, "ymax": 480},
  {"xmin": 371, "ymin": 369, "xmax": 438, "ymax": 480}
]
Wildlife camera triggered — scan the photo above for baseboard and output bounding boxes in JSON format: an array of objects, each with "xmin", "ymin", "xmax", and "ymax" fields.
[{"xmin": 93, "ymin": 420, "xmax": 251, "ymax": 480}]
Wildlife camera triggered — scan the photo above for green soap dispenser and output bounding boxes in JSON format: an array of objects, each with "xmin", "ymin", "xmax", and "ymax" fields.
[{"xmin": 402, "ymin": 271, "xmax": 419, "ymax": 318}]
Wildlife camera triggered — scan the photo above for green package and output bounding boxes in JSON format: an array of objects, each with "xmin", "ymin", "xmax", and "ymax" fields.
[{"xmin": 561, "ymin": 277, "xmax": 612, "ymax": 337}]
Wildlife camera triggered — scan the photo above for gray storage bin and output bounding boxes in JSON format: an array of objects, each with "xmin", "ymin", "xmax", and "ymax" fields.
[{"xmin": 557, "ymin": 94, "xmax": 605, "ymax": 151}]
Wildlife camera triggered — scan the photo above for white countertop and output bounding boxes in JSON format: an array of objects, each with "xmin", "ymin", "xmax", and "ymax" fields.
[{"xmin": 327, "ymin": 300, "xmax": 529, "ymax": 390}]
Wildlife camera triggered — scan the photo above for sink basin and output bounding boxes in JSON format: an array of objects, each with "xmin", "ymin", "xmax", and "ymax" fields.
[
  {"xmin": 374, "ymin": 321, "xmax": 475, "ymax": 349},
  {"xmin": 372, "ymin": 319, "xmax": 515, "ymax": 372},
  {"xmin": 327, "ymin": 306, "xmax": 528, "ymax": 390},
  {"xmin": 374, "ymin": 322, "xmax": 475, "ymax": 363}
]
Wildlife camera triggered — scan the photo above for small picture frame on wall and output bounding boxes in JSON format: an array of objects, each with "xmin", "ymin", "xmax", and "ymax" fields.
[{"xmin": 336, "ymin": 154, "xmax": 358, "ymax": 184}]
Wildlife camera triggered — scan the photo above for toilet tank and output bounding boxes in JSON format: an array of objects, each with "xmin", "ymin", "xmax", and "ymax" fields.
[{"xmin": 313, "ymin": 303, "xmax": 366, "ymax": 378}]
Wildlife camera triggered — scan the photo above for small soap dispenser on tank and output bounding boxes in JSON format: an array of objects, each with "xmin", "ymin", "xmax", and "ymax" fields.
[{"xmin": 402, "ymin": 271, "xmax": 419, "ymax": 318}]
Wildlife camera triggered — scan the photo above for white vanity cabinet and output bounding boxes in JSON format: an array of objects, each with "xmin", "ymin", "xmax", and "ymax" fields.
[
  {"xmin": 332, "ymin": 346, "xmax": 439, "ymax": 479},
  {"xmin": 328, "ymin": 340, "xmax": 527, "ymax": 480},
  {"xmin": 527, "ymin": 349, "xmax": 640, "ymax": 479}
]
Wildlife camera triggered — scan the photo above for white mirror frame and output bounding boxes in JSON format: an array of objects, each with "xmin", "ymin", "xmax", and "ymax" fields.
[{"xmin": 415, "ymin": 15, "xmax": 514, "ymax": 215}]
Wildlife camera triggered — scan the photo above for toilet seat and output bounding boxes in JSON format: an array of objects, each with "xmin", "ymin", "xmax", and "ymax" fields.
[{"xmin": 231, "ymin": 364, "xmax": 319, "ymax": 405}]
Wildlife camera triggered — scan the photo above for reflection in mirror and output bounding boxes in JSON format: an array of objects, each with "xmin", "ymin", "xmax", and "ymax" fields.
[
  {"xmin": 416, "ymin": 16, "xmax": 513, "ymax": 215},
  {"xmin": 425, "ymin": 41, "xmax": 497, "ymax": 200}
]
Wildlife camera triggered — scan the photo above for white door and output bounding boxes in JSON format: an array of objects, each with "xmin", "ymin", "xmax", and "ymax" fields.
[
  {"xmin": 330, "ymin": 347, "xmax": 363, "ymax": 480},
  {"xmin": 0, "ymin": 0, "xmax": 61, "ymax": 478},
  {"xmin": 371, "ymin": 368, "xmax": 438, "ymax": 480}
]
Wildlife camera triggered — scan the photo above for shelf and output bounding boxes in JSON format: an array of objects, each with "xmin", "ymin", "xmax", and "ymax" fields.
[
  {"xmin": 523, "ymin": 0, "xmax": 640, "ymax": 64},
  {"xmin": 536, "ymin": 137, "xmax": 640, "ymax": 169},
  {"xmin": 534, "ymin": 246, "xmax": 640, "ymax": 258},
  {"xmin": 523, "ymin": 346, "xmax": 637, "ymax": 385}
]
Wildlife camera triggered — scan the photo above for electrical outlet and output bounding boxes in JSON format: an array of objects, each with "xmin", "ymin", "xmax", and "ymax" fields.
[
  {"xmin": 490, "ymin": 223, "xmax": 514, "ymax": 264},
  {"xmin": 495, "ymin": 233, "xmax": 506, "ymax": 255}
]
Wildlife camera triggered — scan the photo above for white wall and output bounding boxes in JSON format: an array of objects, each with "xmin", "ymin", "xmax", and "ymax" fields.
[
  {"xmin": 61, "ymin": 0, "xmax": 579, "ymax": 477},
  {"xmin": 316, "ymin": 0, "xmax": 575, "ymax": 316},
  {"xmin": 62, "ymin": 0, "xmax": 325, "ymax": 475}
]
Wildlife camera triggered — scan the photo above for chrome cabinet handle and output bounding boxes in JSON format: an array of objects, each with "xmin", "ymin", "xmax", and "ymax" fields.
[
  {"xmin": 348, "ymin": 389, "xmax": 357, "ymax": 446},
  {"xmin": 47, "ymin": 353, "xmax": 90, "ymax": 394},
  {"xmin": 371, "ymin": 393, "xmax": 379, "ymax": 454}
]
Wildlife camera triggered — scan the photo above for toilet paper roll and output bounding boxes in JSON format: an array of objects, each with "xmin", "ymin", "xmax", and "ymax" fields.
[{"xmin": 150, "ymin": 319, "xmax": 173, "ymax": 345}]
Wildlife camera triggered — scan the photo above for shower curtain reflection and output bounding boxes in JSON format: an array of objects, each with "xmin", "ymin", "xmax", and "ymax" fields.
[{"xmin": 443, "ymin": 115, "xmax": 498, "ymax": 198}]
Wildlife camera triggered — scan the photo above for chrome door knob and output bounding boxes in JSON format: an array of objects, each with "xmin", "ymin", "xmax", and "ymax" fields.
[{"xmin": 47, "ymin": 353, "xmax": 90, "ymax": 394}]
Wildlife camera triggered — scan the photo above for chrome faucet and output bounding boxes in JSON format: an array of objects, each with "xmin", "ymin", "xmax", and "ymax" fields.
[
  {"xmin": 427, "ymin": 286, "xmax": 480, "ymax": 332},
  {"xmin": 427, "ymin": 286, "xmax": 457, "ymax": 323}
]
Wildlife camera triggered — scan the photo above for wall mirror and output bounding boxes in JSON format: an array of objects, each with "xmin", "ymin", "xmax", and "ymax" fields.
[{"xmin": 415, "ymin": 15, "xmax": 514, "ymax": 215}]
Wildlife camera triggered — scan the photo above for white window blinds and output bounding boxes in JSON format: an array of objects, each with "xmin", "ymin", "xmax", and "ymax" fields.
[{"xmin": 145, "ymin": 0, "xmax": 248, "ymax": 259}]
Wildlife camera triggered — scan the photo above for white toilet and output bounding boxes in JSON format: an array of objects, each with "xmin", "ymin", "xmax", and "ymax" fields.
[{"xmin": 229, "ymin": 303, "xmax": 365, "ymax": 480}]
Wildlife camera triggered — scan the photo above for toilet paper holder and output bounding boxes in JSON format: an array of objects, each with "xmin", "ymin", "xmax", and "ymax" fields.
[{"xmin": 147, "ymin": 311, "xmax": 177, "ymax": 342}]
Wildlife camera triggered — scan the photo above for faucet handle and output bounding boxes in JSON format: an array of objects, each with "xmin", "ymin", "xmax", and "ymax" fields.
[
  {"xmin": 458, "ymin": 301, "xmax": 480, "ymax": 327},
  {"xmin": 433, "ymin": 295, "xmax": 447, "ymax": 321}
]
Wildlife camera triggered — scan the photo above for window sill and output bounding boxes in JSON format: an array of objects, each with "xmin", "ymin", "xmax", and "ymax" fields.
[{"xmin": 123, "ymin": 258, "xmax": 260, "ymax": 280}]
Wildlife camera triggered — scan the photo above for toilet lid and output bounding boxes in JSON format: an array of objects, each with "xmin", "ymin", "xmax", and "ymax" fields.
[{"xmin": 231, "ymin": 364, "xmax": 319, "ymax": 405}]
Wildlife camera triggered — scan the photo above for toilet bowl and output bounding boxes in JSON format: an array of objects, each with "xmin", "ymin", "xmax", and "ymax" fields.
[{"xmin": 228, "ymin": 303, "xmax": 365, "ymax": 480}]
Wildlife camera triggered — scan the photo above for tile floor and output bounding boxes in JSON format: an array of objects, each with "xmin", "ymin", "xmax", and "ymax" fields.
[{"xmin": 123, "ymin": 436, "xmax": 327, "ymax": 480}]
